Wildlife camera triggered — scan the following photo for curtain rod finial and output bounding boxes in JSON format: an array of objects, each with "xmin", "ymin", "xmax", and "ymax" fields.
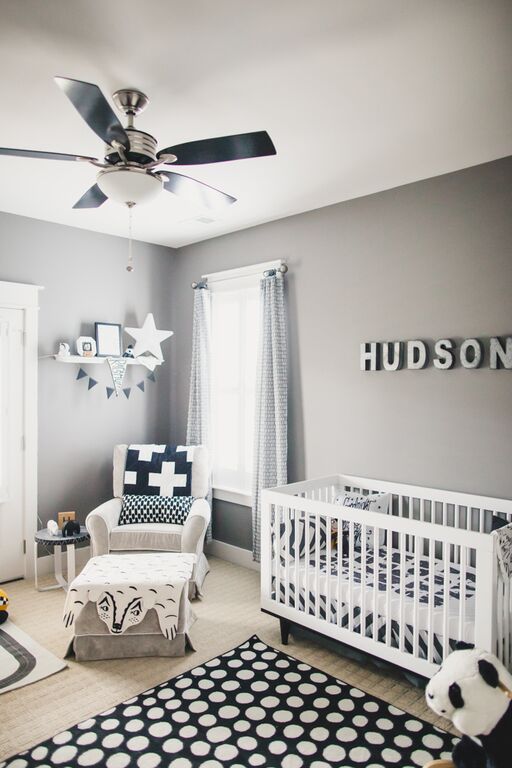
[
  {"xmin": 191, "ymin": 281, "xmax": 198, "ymax": 289},
  {"xmin": 279, "ymin": 263, "xmax": 288, "ymax": 274}
]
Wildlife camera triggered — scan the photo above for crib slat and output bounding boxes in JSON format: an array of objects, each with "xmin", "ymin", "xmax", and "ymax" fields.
[
  {"xmin": 373, "ymin": 527, "xmax": 379, "ymax": 642},
  {"xmin": 459, "ymin": 544, "xmax": 467, "ymax": 643},
  {"xmin": 399, "ymin": 531, "xmax": 406, "ymax": 652},
  {"xmin": 503, "ymin": 579, "xmax": 510, "ymax": 667},
  {"xmin": 285, "ymin": 507, "xmax": 291, "ymax": 607},
  {"xmin": 294, "ymin": 508, "xmax": 300, "ymax": 612},
  {"xmin": 361, "ymin": 523, "xmax": 367, "ymax": 638},
  {"xmin": 442, "ymin": 539, "xmax": 450, "ymax": 660},
  {"xmin": 348, "ymin": 521, "xmax": 355, "ymax": 632},
  {"xmin": 427, "ymin": 537, "xmax": 435, "ymax": 663},
  {"xmin": 274, "ymin": 505, "xmax": 281, "ymax": 607},
  {"xmin": 413, "ymin": 534, "xmax": 420, "ymax": 658},
  {"xmin": 326, "ymin": 512, "xmax": 332, "ymax": 623},
  {"xmin": 315, "ymin": 512, "xmax": 320, "ymax": 619},
  {"xmin": 305, "ymin": 511, "xmax": 311, "ymax": 615},
  {"xmin": 337, "ymin": 512, "xmax": 343, "ymax": 628},
  {"xmin": 385, "ymin": 530, "xmax": 392, "ymax": 648}
]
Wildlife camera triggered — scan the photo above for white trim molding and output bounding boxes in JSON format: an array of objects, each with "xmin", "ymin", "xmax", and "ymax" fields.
[
  {"xmin": 213, "ymin": 487, "xmax": 251, "ymax": 507},
  {"xmin": 206, "ymin": 539, "xmax": 259, "ymax": 571},
  {"xmin": 0, "ymin": 280, "xmax": 43, "ymax": 580}
]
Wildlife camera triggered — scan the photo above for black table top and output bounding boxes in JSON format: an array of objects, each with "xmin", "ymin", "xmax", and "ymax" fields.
[{"xmin": 35, "ymin": 525, "xmax": 90, "ymax": 546}]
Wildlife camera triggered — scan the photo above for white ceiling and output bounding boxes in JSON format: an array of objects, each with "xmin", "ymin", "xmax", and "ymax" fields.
[{"xmin": 0, "ymin": 0, "xmax": 510, "ymax": 249}]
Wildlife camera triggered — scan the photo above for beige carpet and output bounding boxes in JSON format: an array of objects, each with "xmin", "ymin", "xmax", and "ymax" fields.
[{"xmin": 0, "ymin": 556, "xmax": 451, "ymax": 762}]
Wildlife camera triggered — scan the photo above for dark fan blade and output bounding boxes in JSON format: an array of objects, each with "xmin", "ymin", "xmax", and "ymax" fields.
[
  {"xmin": 72, "ymin": 184, "xmax": 108, "ymax": 209},
  {"xmin": 158, "ymin": 131, "xmax": 276, "ymax": 165},
  {"xmin": 55, "ymin": 77, "xmax": 129, "ymax": 149},
  {"xmin": 0, "ymin": 147, "xmax": 96, "ymax": 162},
  {"xmin": 162, "ymin": 172, "xmax": 236, "ymax": 210}
]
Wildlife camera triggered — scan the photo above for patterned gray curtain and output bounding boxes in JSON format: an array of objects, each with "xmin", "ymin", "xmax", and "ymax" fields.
[
  {"xmin": 252, "ymin": 273, "xmax": 288, "ymax": 562},
  {"xmin": 186, "ymin": 285, "xmax": 212, "ymax": 540}
]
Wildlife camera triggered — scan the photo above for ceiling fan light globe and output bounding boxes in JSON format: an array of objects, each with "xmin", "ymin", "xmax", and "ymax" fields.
[{"xmin": 96, "ymin": 167, "xmax": 163, "ymax": 206}]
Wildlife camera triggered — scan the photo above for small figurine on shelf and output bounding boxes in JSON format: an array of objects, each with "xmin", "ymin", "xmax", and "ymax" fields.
[
  {"xmin": 57, "ymin": 342, "xmax": 70, "ymax": 358},
  {"xmin": 76, "ymin": 336, "xmax": 97, "ymax": 357},
  {"xmin": 47, "ymin": 519, "xmax": 59, "ymax": 536},
  {"xmin": 123, "ymin": 345, "xmax": 135, "ymax": 358}
]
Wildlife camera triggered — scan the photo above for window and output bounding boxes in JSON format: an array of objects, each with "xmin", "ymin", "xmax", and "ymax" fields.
[
  {"xmin": 207, "ymin": 261, "xmax": 282, "ymax": 503},
  {"xmin": 210, "ymin": 277, "xmax": 259, "ymax": 498}
]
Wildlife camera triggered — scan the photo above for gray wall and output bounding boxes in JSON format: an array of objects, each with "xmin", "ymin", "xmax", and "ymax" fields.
[
  {"xmin": 0, "ymin": 212, "xmax": 176, "ymax": 526},
  {"xmin": 172, "ymin": 157, "xmax": 512, "ymax": 549}
]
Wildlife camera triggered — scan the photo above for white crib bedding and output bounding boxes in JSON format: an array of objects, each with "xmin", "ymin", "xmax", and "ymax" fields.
[{"xmin": 272, "ymin": 546, "xmax": 476, "ymax": 659}]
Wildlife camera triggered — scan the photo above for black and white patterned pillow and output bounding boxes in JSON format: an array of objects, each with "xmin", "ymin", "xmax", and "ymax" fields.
[
  {"xmin": 334, "ymin": 491, "xmax": 390, "ymax": 550},
  {"xmin": 119, "ymin": 495, "xmax": 195, "ymax": 526},
  {"xmin": 123, "ymin": 444, "xmax": 195, "ymax": 497}
]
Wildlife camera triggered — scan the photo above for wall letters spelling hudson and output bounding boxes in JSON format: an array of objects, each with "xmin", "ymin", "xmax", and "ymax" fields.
[{"xmin": 360, "ymin": 337, "xmax": 512, "ymax": 371}]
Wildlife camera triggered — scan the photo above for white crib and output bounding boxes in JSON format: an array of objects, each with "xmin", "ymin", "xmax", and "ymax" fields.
[{"xmin": 261, "ymin": 475, "xmax": 512, "ymax": 678}]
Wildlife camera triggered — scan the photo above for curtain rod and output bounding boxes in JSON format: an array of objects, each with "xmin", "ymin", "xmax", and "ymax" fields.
[{"xmin": 191, "ymin": 262, "xmax": 288, "ymax": 289}]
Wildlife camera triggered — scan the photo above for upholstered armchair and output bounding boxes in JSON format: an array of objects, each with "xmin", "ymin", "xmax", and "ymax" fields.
[{"xmin": 86, "ymin": 444, "xmax": 210, "ymax": 597}]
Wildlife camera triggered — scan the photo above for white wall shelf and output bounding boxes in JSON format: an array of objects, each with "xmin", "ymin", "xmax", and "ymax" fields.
[{"xmin": 53, "ymin": 355, "xmax": 162, "ymax": 367}]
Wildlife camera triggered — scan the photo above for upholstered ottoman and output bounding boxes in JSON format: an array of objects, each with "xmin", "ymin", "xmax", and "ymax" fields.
[{"xmin": 64, "ymin": 552, "xmax": 196, "ymax": 661}]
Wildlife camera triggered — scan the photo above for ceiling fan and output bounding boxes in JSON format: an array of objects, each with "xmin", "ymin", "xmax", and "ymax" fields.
[{"xmin": 0, "ymin": 77, "xmax": 276, "ymax": 211}]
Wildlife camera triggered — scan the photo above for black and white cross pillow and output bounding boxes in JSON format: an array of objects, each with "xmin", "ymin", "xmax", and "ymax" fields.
[
  {"xmin": 119, "ymin": 495, "xmax": 195, "ymax": 526},
  {"xmin": 123, "ymin": 444, "xmax": 195, "ymax": 497}
]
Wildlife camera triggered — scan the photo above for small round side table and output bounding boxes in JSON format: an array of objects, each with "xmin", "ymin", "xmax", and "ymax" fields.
[{"xmin": 34, "ymin": 526, "xmax": 90, "ymax": 592}]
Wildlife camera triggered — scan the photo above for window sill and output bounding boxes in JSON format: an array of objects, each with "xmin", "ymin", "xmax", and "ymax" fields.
[{"xmin": 213, "ymin": 487, "xmax": 252, "ymax": 507}]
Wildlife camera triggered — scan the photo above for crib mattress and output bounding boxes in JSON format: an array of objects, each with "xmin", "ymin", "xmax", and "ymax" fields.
[{"xmin": 272, "ymin": 546, "xmax": 476, "ymax": 662}]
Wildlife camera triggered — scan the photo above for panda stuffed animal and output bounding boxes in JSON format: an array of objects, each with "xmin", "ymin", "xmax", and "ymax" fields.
[{"xmin": 425, "ymin": 644, "xmax": 512, "ymax": 768}]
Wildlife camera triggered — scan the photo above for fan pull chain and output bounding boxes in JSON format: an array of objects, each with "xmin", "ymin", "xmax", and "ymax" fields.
[{"xmin": 126, "ymin": 202, "xmax": 135, "ymax": 272}]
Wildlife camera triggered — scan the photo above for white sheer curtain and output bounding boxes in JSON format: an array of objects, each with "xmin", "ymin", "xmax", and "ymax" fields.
[
  {"xmin": 252, "ymin": 272, "xmax": 288, "ymax": 562},
  {"xmin": 186, "ymin": 284, "xmax": 212, "ymax": 540}
]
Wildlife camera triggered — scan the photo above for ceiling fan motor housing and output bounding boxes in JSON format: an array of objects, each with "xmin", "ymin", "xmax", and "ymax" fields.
[{"xmin": 105, "ymin": 128, "xmax": 158, "ymax": 166}]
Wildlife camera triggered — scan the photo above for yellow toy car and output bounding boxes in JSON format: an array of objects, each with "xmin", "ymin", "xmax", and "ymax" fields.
[{"xmin": 0, "ymin": 587, "xmax": 9, "ymax": 625}]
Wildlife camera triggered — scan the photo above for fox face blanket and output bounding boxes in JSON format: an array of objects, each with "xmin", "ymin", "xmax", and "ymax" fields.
[{"xmin": 63, "ymin": 553, "xmax": 195, "ymax": 640}]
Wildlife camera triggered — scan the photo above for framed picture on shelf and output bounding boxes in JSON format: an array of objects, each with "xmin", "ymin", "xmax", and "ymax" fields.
[{"xmin": 95, "ymin": 322, "xmax": 122, "ymax": 357}]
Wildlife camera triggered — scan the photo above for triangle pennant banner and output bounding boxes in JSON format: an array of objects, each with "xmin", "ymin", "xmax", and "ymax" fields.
[
  {"xmin": 147, "ymin": 371, "xmax": 157, "ymax": 383},
  {"xmin": 137, "ymin": 381, "xmax": 145, "ymax": 392},
  {"xmin": 88, "ymin": 377, "xmax": 97, "ymax": 390},
  {"xmin": 123, "ymin": 387, "xmax": 131, "ymax": 399},
  {"xmin": 107, "ymin": 357, "xmax": 128, "ymax": 398},
  {"xmin": 76, "ymin": 368, "xmax": 88, "ymax": 380},
  {"xmin": 106, "ymin": 387, "xmax": 115, "ymax": 399}
]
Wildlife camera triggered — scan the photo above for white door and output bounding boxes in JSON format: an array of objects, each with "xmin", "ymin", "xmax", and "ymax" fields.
[{"xmin": 0, "ymin": 307, "xmax": 25, "ymax": 582}]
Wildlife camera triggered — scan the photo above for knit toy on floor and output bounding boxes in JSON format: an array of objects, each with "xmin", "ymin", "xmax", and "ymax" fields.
[
  {"xmin": 425, "ymin": 643, "xmax": 512, "ymax": 768},
  {"xmin": 0, "ymin": 588, "xmax": 8, "ymax": 625}
]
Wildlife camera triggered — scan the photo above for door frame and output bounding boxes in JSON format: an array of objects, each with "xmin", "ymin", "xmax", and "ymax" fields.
[{"xmin": 0, "ymin": 280, "xmax": 42, "ymax": 579}]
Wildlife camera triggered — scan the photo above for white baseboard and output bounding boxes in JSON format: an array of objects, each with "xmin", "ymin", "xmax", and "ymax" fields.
[
  {"xmin": 206, "ymin": 539, "xmax": 259, "ymax": 571},
  {"xmin": 35, "ymin": 545, "xmax": 91, "ymax": 578}
]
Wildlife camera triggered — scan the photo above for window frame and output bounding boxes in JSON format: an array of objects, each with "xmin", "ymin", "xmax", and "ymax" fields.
[{"xmin": 205, "ymin": 260, "xmax": 283, "ymax": 507}]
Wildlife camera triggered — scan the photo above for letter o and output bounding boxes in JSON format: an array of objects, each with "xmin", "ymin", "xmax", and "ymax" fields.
[{"xmin": 460, "ymin": 339, "xmax": 482, "ymax": 369}]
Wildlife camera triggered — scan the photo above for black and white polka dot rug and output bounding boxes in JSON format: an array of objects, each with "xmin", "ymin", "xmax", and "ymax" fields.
[{"xmin": 1, "ymin": 635, "xmax": 456, "ymax": 768}]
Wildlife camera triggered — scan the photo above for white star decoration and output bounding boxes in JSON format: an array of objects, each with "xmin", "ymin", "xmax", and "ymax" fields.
[{"xmin": 124, "ymin": 313, "xmax": 173, "ymax": 361}]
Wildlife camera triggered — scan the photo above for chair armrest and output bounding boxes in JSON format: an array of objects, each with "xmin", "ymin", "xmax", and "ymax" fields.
[
  {"xmin": 86, "ymin": 498, "xmax": 122, "ymax": 557},
  {"xmin": 181, "ymin": 498, "xmax": 211, "ymax": 556}
]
